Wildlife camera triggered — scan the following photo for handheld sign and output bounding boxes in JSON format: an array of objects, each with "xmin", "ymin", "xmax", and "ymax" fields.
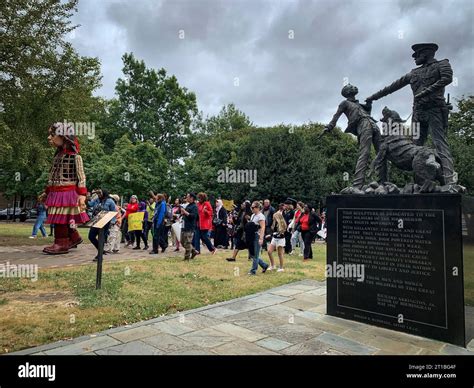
[{"xmin": 128, "ymin": 212, "xmax": 144, "ymax": 231}]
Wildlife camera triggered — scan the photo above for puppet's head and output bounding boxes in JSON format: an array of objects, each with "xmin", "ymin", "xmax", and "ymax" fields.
[{"xmin": 48, "ymin": 122, "xmax": 80, "ymax": 154}]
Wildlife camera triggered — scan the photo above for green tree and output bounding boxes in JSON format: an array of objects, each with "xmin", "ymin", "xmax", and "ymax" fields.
[
  {"xmin": 113, "ymin": 53, "xmax": 198, "ymax": 163},
  {"xmin": 0, "ymin": 0, "xmax": 101, "ymax": 203},
  {"xmin": 85, "ymin": 135, "xmax": 169, "ymax": 201},
  {"xmin": 448, "ymin": 96, "xmax": 474, "ymax": 191}
]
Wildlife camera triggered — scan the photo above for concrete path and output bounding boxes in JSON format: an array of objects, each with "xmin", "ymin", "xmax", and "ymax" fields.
[
  {"xmin": 13, "ymin": 280, "xmax": 474, "ymax": 356},
  {"xmin": 0, "ymin": 242, "xmax": 209, "ymax": 269}
]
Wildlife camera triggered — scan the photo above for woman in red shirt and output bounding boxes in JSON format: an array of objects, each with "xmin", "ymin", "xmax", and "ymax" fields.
[
  {"xmin": 192, "ymin": 192, "xmax": 216, "ymax": 255},
  {"xmin": 290, "ymin": 201, "xmax": 305, "ymax": 256},
  {"xmin": 297, "ymin": 204, "xmax": 321, "ymax": 261},
  {"xmin": 124, "ymin": 195, "xmax": 138, "ymax": 247}
]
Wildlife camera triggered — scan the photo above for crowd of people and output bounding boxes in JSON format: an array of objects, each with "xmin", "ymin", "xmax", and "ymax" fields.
[{"xmin": 31, "ymin": 188, "xmax": 327, "ymax": 276}]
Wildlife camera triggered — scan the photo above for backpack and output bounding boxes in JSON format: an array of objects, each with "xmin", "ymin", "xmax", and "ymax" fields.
[{"xmin": 164, "ymin": 204, "xmax": 173, "ymax": 225}]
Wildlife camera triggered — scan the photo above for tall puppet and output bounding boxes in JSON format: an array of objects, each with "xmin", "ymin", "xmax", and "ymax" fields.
[{"xmin": 43, "ymin": 122, "xmax": 89, "ymax": 254}]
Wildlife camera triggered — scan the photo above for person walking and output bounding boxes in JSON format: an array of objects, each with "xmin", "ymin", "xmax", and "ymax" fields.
[
  {"xmin": 145, "ymin": 195, "xmax": 155, "ymax": 245},
  {"xmin": 247, "ymin": 201, "xmax": 269, "ymax": 275},
  {"xmin": 226, "ymin": 201, "xmax": 252, "ymax": 262},
  {"xmin": 297, "ymin": 204, "xmax": 322, "ymax": 261},
  {"xmin": 124, "ymin": 195, "xmax": 139, "ymax": 247},
  {"xmin": 88, "ymin": 190, "xmax": 116, "ymax": 262},
  {"xmin": 267, "ymin": 204, "xmax": 287, "ymax": 272},
  {"xmin": 133, "ymin": 201, "xmax": 149, "ymax": 250},
  {"xmin": 290, "ymin": 201, "xmax": 305, "ymax": 256},
  {"xmin": 171, "ymin": 198, "xmax": 181, "ymax": 251},
  {"xmin": 105, "ymin": 194, "xmax": 122, "ymax": 253},
  {"xmin": 283, "ymin": 200, "xmax": 295, "ymax": 254},
  {"xmin": 262, "ymin": 199, "xmax": 275, "ymax": 251},
  {"xmin": 150, "ymin": 193, "xmax": 167, "ymax": 254},
  {"xmin": 193, "ymin": 192, "xmax": 216, "ymax": 255},
  {"xmin": 30, "ymin": 194, "xmax": 48, "ymax": 239},
  {"xmin": 180, "ymin": 193, "xmax": 199, "ymax": 261},
  {"xmin": 213, "ymin": 199, "xmax": 228, "ymax": 249}
]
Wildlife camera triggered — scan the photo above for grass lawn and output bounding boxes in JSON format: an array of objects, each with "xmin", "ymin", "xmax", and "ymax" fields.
[
  {"xmin": 0, "ymin": 245, "xmax": 326, "ymax": 353},
  {"xmin": 0, "ymin": 222, "xmax": 90, "ymax": 246},
  {"xmin": 0, "ymin": 222, "xmax": 53, "ymax": 246}
]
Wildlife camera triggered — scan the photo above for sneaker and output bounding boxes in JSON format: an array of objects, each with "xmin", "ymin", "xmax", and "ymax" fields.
[
  {"xmin": 226, "ymin": 258, "xmax": 236, "ymax": 262},
  {"xmin": 298, "ymin": 253, "xmax": 304, "ymax": 257},
  {"xmin": 143, "ymin": 246, "xmax": 149, "ymax": 250},
  {"xmin": 247, "ymin": 272, "xmax": 256, "ymax": 276},
  {"xmin": 262, "ymin": 266, "xmax": 269, "ymax": 273},
  {"xmin": 277, "ymin": 268, "xmax": 285, "ymax": 272},
  {"xmin": 288, "ymin": 251, "xmax": 294, "ymax": 255},
  {"xmin": 132, "ymin": 247, "xmax": 140, "ymax": 250},
  {"xmin": 149, "ymin": 250, "xmax": 159, "ymax": 255},
  {"xmin": 29, "ymin": 236, "xmax": 37, "ymax": 239},
  {"xmin": 191, "ymin": 250, "xmax": 198, "ymax": 260},
  {"xmin": 267, "ymin": 265, "xmax": 274, "ymax": 271},
  {"xmin": 211, "ymin": 249, "xmax": 217, "ymax": 255}
]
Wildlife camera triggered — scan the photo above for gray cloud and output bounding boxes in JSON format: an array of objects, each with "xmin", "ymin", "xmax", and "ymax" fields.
[{"xmin": 70, "ymin": 0, "xmax": 474, "ymax": 126}]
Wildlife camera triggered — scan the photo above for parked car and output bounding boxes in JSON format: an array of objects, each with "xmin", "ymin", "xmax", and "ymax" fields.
[{"xmin": 0, "ymin": 208, "xmax": 22, "ymax": 220}]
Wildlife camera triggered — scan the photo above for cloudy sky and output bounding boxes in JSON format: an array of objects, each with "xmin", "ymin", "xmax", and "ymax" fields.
[{"xmin": 69, "ymin": 0, "xmax": 473, "ymax": 127}]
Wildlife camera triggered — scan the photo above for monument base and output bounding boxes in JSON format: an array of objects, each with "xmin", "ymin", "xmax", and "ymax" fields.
[{"xmin": 326, "ymin": 194, "xmax": 465, "ymax": 347}]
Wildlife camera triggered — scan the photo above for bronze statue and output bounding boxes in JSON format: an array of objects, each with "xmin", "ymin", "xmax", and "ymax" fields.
[
  {"xmin": 324, "ymin": 84, "xmax": 381, "ymax": 189},
  {"xmin": 369, "ymin": 107, "xmax": 445, "ymax": 193},
  {"xmin": 366, "ymin": 43, "xmax": 456, "ymax": 185}
]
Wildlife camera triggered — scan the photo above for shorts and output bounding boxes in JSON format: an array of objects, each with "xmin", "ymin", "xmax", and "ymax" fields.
[{"xmin": 270, "ymin": 237, "xmax": 286, "ymax": 248}]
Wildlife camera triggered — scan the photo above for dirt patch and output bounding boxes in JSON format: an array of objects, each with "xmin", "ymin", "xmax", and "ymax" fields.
[{"xmin": 6, "ymin": 291, "xmax": 78, "ymax": 305}]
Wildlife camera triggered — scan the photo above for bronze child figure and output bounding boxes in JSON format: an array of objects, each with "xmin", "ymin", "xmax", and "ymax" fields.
[{"xmin": 324, "ymin": 84, "xmax": 381, "ymax": 190}]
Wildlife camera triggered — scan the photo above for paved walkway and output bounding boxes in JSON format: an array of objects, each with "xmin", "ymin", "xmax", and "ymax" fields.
[
  {"xmin": 13, "ymin": 280, "xmax": 474, "ymax": 355},
  {"xmin": 0, "ymin": 242, "xmax": 201, "ymax": 269}
]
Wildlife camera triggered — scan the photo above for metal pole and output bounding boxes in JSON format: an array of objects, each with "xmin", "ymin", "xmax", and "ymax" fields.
[{"xmin": 96, "ymin": 228, "xmax": 105, "ymax": 290}]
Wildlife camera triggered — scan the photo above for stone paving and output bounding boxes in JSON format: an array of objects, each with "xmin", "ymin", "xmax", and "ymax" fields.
[
  {"xmin": 12, "ymin": 280, "xmax": 474, "ymax": 356},
  {"xmin": 0, "ymin": 239, "xmax": 194, "ymax": 269}
]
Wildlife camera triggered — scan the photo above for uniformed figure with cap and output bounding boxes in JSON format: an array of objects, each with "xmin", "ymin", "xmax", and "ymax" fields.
[{"xmin": 366, "ymin": 43, "xmax": 456, "ymax": 184}]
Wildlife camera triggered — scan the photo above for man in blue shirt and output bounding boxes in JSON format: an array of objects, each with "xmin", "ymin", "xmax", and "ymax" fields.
[
  {"xmin": 87, "ymin": 189, "xmax": 116, "ymax": 262},
  {"xmin": 150, "ymin": 193, "xmax": 167, "ymax": 254}
]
